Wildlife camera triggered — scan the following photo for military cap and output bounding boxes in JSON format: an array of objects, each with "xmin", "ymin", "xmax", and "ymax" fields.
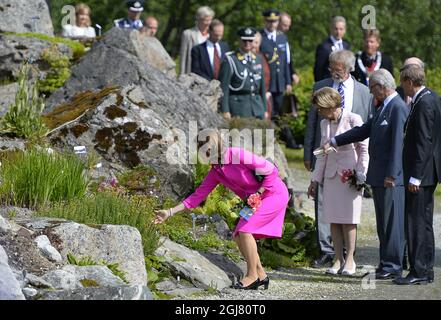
[
  {"xmin": 237, "ymin": 27, "xmax": 257, "ymax": 40},
  {"xmin": 262, "ymin": 8, "xmax": 280, "ymax": 21},
  {"xmin": 126, "ymin": 0, "xmax": 144, "ymax": 12}
]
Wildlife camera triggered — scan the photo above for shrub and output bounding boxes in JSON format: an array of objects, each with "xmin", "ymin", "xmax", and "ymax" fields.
[
  {"xmin": 37, "ymin": 193, "xmax": 161, "ymax": 257},
  {"xmin": 0, "ymin": 62, "xmax": 48, "ymax": 139},
  {"xmin": 0, "ymin": 148, "xmax": 89, "ymax": 209},
  {"xmin": 38, "ymin": 44, "xmax": 71, "ymax": 95}
]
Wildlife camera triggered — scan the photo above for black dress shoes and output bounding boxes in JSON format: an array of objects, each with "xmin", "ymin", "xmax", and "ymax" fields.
[
  {"xmin": 232, "ymin": 279, "xmax": 260, "ymax": 290},
  {"xmin": 375, "ymin": 270, "xmax": 401, "ymax": 280},
  {"xmin": 393, "ymin": 273, "xmax": 434, "ymax": 285},
  {"xmin": 313, "ymin": 254, "xmax": 333, "ymax": 268},
  {"xmin": 258, "ymin": 276, "xmax": 270, "ymax": 290}
]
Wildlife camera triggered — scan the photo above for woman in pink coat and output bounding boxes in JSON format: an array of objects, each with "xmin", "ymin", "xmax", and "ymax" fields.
[
  {"xmin": 155, "ymin": 129, "xmax": 289, "ymax": 290},
  {"xmin": 307, "ymin": 87, "xmax": 369, "ymax": 276}
]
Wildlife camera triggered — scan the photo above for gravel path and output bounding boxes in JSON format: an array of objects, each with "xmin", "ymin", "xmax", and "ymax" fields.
[{"xmin": 189, "ymin": 166, "xmax": 441, "ymax": 300}]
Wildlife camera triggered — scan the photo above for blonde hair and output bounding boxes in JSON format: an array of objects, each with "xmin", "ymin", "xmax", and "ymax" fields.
[
  {"xmin": 195, "ymin": 6, "xmax": 215, "ymax": 21},
  {"xmin": 312, "ymin": 87, "xmax": 342, "ymax": 109},
  {"xmin": 363, "ymin": 29, "xmax": 381, "ymax": 42},
  {"xmin": 75, "ymin": 3, "xmax": 92, "ymax": 27},
  {"xmin": 196, "ymin": 129, "xmax": 225, "ymax": 164}
]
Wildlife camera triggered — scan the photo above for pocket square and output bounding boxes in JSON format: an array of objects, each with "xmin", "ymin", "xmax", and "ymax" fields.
[{"xmin": 380, "ymin": 120, "xmax": 388, "ymax": 126}]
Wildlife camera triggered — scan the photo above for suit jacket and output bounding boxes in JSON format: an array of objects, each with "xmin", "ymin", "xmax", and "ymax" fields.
[
  {"xmin": 304, "ymin": 77, "xmax": 374, "ymax": 168},
  {"xmin": 313, "ymin": 37, "xmax": 351, "ymax": 82},
  {"xmin": 312, "ymin": 112, "xmax": 369, "ymax": 183},
  {"xmin": 352, "ymin": 51, "xmax": 394, "ymax": 86},
  {"xmin": 190, "ymin": 41, "xmax": 230, "ymax": 81},
  {"xmin": 403, "ymin": 88, "xmax": 441, "ymax": 186},
  {"xmin": 335, "ymin": 94, "xmax": 409, "ymax": 187},
  {"xmin": 180, "ymin": 27, "xmax": 206, "ymax": 75}
]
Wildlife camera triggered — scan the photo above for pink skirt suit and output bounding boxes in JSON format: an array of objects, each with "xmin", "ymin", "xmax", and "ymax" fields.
[{"xmin": 183, "ymin": 147, "xmax": 289, "ymax": 239}]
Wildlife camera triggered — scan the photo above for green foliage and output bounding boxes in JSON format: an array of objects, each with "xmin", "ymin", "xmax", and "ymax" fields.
[
  {"xmin": 194, "ymin": 161, "xmax": 211, "ymax": 188},
  {"xmin": 116, "ymin": 165, "xmax": 160, "ymax": 194},
  {"xmin": 79, "ymin": 279, "xmax": 100, "ymax": 287},
  {"xmin": 38, "ymin": 193, "xmax": 161, "ymax": 256},
  {"xmin": 427, "ymin": 68, "xmax": 441, "ymax": 94},
  {"xmin": 38, "ymin": 45, "xmax": 71, "ymax": 95},
  {"xmin": 5, "ymin": 32, "xmax": 86, "ymax": 60},
  {"xmin": 67, "ymin": 253, "xmax": 129, "ymax": 284},
  {"xmin": 0, "ymin": 63, "xmax": 48, "ymax": 139},
  {"xmin": 0, "ymin": 148, "xmax": 89, "ymax": 209}
]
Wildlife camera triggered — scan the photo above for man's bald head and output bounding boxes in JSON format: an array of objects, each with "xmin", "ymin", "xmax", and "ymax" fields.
[
  {"xmin": 278, "ymin": 12, "xmax": 292, "ymax": 33},
  {"xmin": 403, "ymin": 57, "xmax": 425, "ymax": 69}
]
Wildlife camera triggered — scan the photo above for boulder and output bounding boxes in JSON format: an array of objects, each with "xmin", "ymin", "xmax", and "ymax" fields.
[
  {"xmin": 155, "ymin": 238, "xmax": 232, "ymax": 290},
  {"xmin": 0, "ymin": 245, "xmax": 26, "ymax": 300},
  {"xmin": 0, "ymin": 215, "xmax": 12, "ymax": 233},
  {"xmin": 0, "ymin": 0, "xmax": 54, "ymax": 35},
  {"xmin": 0, "ymin": 83, "xmax": 17, "ymax": 116},
  {"xmin": 101, "ymin": 28, "xmax": 176, "ymax": 78},
  {"xmin": 0, "ymin": 206, "xmax": 34, "ymax": 220},
  {"xmin": 34, "ymin": 235, "xmax": 62, "ymax": 263},
  {"xmin": 49, "ymin": 222, "xmax": 147, "ymax": 286},
  {"xmin": 0, "ymin": 33, "xmax": 72, "ymax": 82},
  {"xmin": 36, "ymin": 285, "xmax": 152, "ymax": 300},
  {"xmin": 0, "ymin": 138, "xmax": 26, "ymax": 154}
]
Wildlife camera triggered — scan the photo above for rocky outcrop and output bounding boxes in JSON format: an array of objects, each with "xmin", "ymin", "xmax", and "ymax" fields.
[
  {"xmin": 0, "ymin": 0, "xmax": 54, "ymax": 35},
  {"xmin": 0, "ymin": 245, "xmax": 25, "ymax": 300},
  {"xmin": 155, "ymin": 238, "xmax": 232, "ymax": 290},
  {"xmin": 0, "ymin": 83, "xmax": 17, "ymax": 116},
  {"xmin": 37, "ymin": 285, "xmax": 152, "ymax": 300}
]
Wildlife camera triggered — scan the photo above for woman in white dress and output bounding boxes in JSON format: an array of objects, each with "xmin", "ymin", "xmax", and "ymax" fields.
[
  {"xmin": 62, "ymin": 3, "xmax": 96, "ymax": 39},
  {"xmin": 307, "ymin": 87, "xmax": 369, "ymax": 276}
]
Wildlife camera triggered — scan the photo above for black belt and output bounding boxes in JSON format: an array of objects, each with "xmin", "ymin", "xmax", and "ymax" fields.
[{"xmin": 231, "ymin": 91, "xmax": 260, "ymax": 96}]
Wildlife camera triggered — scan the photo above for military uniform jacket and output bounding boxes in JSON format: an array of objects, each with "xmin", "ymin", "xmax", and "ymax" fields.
[
  {"xmin": 114, "ymin": 18, "xmax": 143, "ymax": 30},
  {"xmin": 260, "ymin": 30, "xmax": 292, "ymax": 93},
  {"xmin": 219, "ymin": 50, "xmax": 267, "ymax": 118}
]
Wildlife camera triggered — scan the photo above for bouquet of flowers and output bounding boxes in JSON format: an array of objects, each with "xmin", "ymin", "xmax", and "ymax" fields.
[
  {"xmin": 340, "ymin": 169, "xmax": 371, "ymax": 196},
  {"xmin": 239, "ymin": 193, "xmax": 262, "ymax": 221}
]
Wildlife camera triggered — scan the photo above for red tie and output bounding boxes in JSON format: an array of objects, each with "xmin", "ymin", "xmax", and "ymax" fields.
[{"xmin": 213, "ymin": 46, "xmax": 221, "ymax": 80}]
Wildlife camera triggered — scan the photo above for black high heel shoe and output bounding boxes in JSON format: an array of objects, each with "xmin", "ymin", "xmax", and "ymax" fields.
[
  {"xmin": 232, "ymin": 278, "xmax": 260, "ymax": 290},
  {"xmin": 258, "ymin": 276, "xmax": 270, "ymax": 290}
]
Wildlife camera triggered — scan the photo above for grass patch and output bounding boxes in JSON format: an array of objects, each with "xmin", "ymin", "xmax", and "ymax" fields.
[
  {"xmin": 280, "ymin": 145, "xmax": 305, "ymax": 170},
  {"xmin": 37, "ymin": 193, "xmax": 161, "ymax": 257},
  {"xmin": 0, "ymin": 148, "xmax": 89, "ymax": 209}
]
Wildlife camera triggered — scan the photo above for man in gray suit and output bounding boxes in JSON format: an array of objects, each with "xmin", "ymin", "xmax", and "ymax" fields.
[
  {"xmin": 327, "ymin": 69, "xmax": 409, "ymax": 279},
  {"xmin": 304, "ymin": 49, "xmax": 374, "ymax": 267}
]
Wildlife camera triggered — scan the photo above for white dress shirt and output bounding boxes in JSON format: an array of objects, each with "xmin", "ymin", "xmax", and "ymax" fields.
[
  {"xmin": 409, "ymin": 86, "xmax": 427, "ymax": 186},
  {"xmin": 378, "ymin": 91, "xmax": 398, "ymax": 118},
  {"xmin": 332, "ymin": 76, "xmax": 354, "ymax": 114},
  {"xmin": 206, "ymin": 40, "xmax": 222, "ymax": 69},
  {"xmin": 62, "ymin": 25, "xmax": 96, "ymax": 38},
  {"xmin": 330, "ymin": 35, "xmax": 344, "ymax": 50}
]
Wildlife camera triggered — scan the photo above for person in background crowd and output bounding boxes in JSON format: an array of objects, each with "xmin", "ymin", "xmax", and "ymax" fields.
[
  {"xmin": 218, "ymin": 28, "xmax": 267, "ymax": 120},
  {"xmin": 314, "ymin": 16, "xmax": 350, "ymax": 82},
  {"xmin": 179, "ymin": 6, "xmax": 215, "ymax": 75},
  {"xmin": 252, "ymin": 32, "xmax": 272, "ymax": 120},
  {"xmin": 397, "ymin": 57, "xmax": 425, "ymax": 104},
  {"xmin": 308, "ymin": 87, "xmax": 369, "ymax": 276},
  {"xmin": 142, "ymin": 16, "xmax": 159, "ymax": 37},
  {"xmin": 114, "ymin": 0, "xmax": 144, "ymax": 30},
  {"xmin": 304, "ymin": 49, "xmax": 374, "ymax": 268},
  {"xmin": 352, "ymin": 29, "xmax": 393, "ymax": 87},
  {"xmin": 394, "ymin": 65, "xmax": 441, "ymax": 285},
  {"xmin": 328, "ymin": 69, "xmax": 409, "ymax": 280},
  {"xmin": 191, "ymin": 19, "xmax": 230, "ymax": 81},
  {"xmin": 278, "ymin": 12, "xmax": 300, "ymax": 86},
  {"xmin": 61, "ymin": 3, "xmax": 96, "ymax": 39}
]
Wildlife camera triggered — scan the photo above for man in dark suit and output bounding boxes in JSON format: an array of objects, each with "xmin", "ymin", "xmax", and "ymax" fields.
[
  {"xmin": 304, "ymin": 49, "xmax": 374, "ymax": 267},
  {"xmin": 313, "ymin": 16, "xmax": 351, "ymax": 82},
  {"xmin": 352, "ymin": 29, "xmax": 393, "ymax": 86},
  {"xmin": 397, "ymin": 57, "xmax": 425, "ymax": 104},
  {"xmin": 327, "ymin": 69, "xmax": 409, "ymax": 280},
  {"xmin": 394, "ymin": 65, "xmax": 441, "ymax": 285},
  {"xmin": 191, "ymin": 19, "xmax": 230, "ymax": 81}
]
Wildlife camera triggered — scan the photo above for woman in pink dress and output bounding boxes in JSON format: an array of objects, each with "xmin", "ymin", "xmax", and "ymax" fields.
[
  {"xmin": 307, "ymin": 87, "xmax": 369, "ymax": 276},
  {"xmin": 154, "ymin": 129, "xmax": 289, "ymax": 290}
]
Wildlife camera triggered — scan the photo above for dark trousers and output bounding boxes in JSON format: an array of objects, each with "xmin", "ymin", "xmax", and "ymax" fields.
[
  {"xmin": 314, "ymin": 183, "xmax": 334, "ymax": 256},
  {"xmin": 405, "ymin": 185, "xmax": 436, "ymax": 278},
  {"xmin": 372, "ymin": 186, "xmax": 406, "ymax": 273},
  {"xmin": 271, "ymin": 92, "xmax": 284, "ymax": 117}
]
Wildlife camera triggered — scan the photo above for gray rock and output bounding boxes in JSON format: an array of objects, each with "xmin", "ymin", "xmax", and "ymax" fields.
[
  {"xmin": 15, "ymin": 217, "xmax": 67, "ymax": 231},
  {"xmin": 155, "ymin": 279, "xmax": 177, "ymax": 292},
  {"xmin": 178, "ymin": 73, "xmax": 223, "ymax": 113},
  {"xmin": 0, "ymin": 245, "xmax": 26, "ymax": 300},
  {"xmin": 101, "ymin": 28, "xmax": 176, "ymax": 78},
  {"xmin": 200, "ymin": 252, "xmax": 244, "ymax": 284},
  {"xmin": 155, "ymin": 238, "xmax": 232, "ymax": 290},
  {"xmin": 0, "ymin": 0, "xmax": 54, "ymax": 35},
  {"xmin": 0, "ymin": 83, "xmax": 17, "ymax": 116},
  {"xmin": 0, "ymin": 215, "xmax": 12, "ymax": 233},
  {"xmin": 26, "ymin": 273, "xmax": 54, "ymax": 289},
  {"xmin": 38, "ymin": 285, "xmax": 153, "ymax": 300},
  {"xmin": 41, "ymin": 269, "xmax": 77, "ymax": 290},
  {"xmin": 0, "ymin": 33, "xmax": 72, "ymax": 82},
  {"xmin": 214, "ymin": 219, "xmax": 231, "ymax": 240},
  {"xmin": 0, "ymin": 206, "xmax": 34, "ymax": 220},
  {"xmin": 50, "ymin": 222, "xmax": 147, "ymax": 286},
  {"xmin": 34, "ymin": 235, "xmax": 62, "ymax": 263},
  {"xmin": 22, "ymin": 287, "xmax": 38, "ymax": 299}
]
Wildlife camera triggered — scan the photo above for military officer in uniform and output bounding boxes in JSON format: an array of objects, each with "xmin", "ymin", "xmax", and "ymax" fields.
[
  {"xmin": 114, "ymin": 0, "xmax": 144, "ymax": 30},
  {"xmin": 260, "ymin": 9, "xmax": 292, "ymax": 119},
  {"xmin": 219, "ymin": 27, "xmax": 267, "ymax": 120}
]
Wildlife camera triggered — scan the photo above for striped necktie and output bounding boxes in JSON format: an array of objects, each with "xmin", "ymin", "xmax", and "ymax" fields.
[{"xmin": 338, "ymin": 82, "xmax": 345, "ymax": 109}]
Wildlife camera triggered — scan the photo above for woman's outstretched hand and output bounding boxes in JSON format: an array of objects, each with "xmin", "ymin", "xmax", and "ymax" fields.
[{"xmin": 154, "ymin": 209, "xmax": 171, "ymax": 225}]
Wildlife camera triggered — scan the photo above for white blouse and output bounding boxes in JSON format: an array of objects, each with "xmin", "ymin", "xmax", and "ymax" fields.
[{"xmin": 62, "ymin": 25, "xmax": 96, "ymax": 38}]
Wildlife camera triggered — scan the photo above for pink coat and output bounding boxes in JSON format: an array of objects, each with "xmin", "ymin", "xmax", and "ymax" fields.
[
  {"xmin": 312, "ymin": 113, "xmax": 369, "ymax": 184},
  {"xmin": 183, "ymin": 147, "xmax": 289, "ymax": 239}
]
